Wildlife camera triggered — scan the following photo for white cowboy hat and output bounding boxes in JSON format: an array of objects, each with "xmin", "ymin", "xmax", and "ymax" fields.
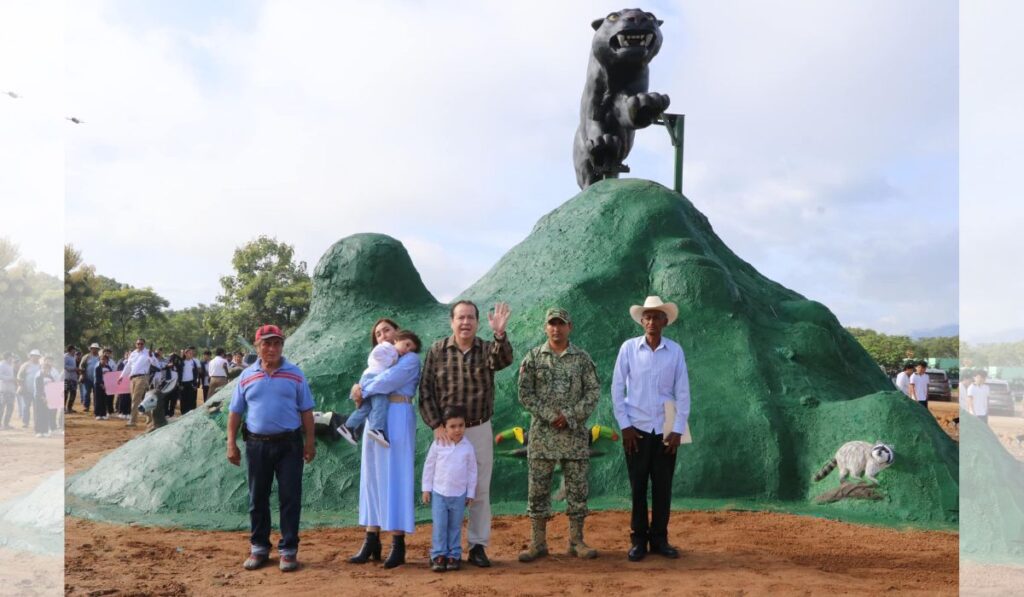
[
  {"xmin": 28, "ymin": 349, "xmax": 42, "ymax": 357},
  {"xmin": 89, "ymin": 342, "xmax": 100, "ymax": 349},
  {"xmin": 629, "ymin": 296, "xmax": 679, "ymax": 326}
]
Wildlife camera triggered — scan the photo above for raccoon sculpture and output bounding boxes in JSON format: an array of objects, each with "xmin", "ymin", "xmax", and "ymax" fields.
[{"xmin": 813, "ymin": 441, "xmax": 894, "ymax": 484}]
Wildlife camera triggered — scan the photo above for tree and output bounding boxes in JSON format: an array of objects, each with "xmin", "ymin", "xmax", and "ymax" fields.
[
  {"xmin": 913, "ymin": 335, "xmax": 959, "ymax": 359},
  {"xmin": 846, "ymin": 327, "xmax": 917, "ymax": 372},
  {"xmin": 1, "ymin": 238, "xmax": 63, "ymax": 356},
  {"xmin": 99, "ymin": 287, "xmax": 169, "ymax": 352},
  {"xmin": 216, "ymin": 236, "xmax": 312, "ymax": 341}
]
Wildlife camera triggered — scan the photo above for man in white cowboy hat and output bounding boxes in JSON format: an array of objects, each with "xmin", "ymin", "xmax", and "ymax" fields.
[{"xmin": 611, "ymin": 296, "xmax": 691, "ymax": 562}]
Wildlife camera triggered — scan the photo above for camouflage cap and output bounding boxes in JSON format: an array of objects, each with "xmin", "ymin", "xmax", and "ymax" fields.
[{"xmin": 545, "ymin": 307, "xmax": 571, "ymax": 324}]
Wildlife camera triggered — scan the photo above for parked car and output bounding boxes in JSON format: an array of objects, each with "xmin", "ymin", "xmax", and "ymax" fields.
[
  {"xmin": 926, "ymin": 368, "xmax": 952, "ymax": 402},
  {"xmin": 984, "ymin": 379, "xmax": 1015, "ymax": 417}
]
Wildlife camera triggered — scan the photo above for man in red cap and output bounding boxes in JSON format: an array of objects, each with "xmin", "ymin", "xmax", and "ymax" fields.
[{"xmin": 226, "ymin": 324, "xmax": 316, "ymax": 573}]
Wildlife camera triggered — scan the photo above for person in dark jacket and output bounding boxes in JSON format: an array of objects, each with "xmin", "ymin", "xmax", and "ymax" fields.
[{"xmin": 93, "ymin": 352, "xmax": 114, "ymax": 420}]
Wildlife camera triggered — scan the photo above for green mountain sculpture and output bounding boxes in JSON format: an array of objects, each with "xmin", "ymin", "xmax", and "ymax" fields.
[{"xmin": 66, "ymin": 179, "xmax": 958, "ymax": 530}]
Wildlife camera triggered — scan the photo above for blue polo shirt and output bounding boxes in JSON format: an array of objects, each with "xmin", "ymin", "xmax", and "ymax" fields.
[{"xmin": 228, "ymin": 358, "xmax": 316, "ymax": 434}]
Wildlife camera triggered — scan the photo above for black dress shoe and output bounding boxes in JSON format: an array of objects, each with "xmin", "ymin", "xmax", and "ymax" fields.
[
  {"xmin": 627, "ymin": 542, "xmax": 647, "ymax": 561},
  {"xmin": 467, "ymin": 544, "xmax": 491, "ymax": 567},
  {"xmin": 650, "ymin": 541, "xmax": 680, "ymax": 559}
]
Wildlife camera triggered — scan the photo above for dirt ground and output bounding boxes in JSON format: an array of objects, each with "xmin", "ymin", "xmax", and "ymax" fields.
[{"xmin": 55, "ymin": 405, "xmax": 961, "ymax": 596}]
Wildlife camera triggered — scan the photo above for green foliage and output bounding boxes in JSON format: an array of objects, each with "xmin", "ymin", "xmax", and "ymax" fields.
[
  {"xmin": 99, "ymin": 287, "xmax": 169, "ymax": 351},
  {"xmin": 214, "ymin": 236, "xmax": 311, "ymax": 341},
  {"xmin": 844, "ymin": 327, "xmax": 916, "ymax": 371},
  {"xmin": 963, "ymin": 341, "xmax": 1024, "ymax": 367},
  {"xmin": 1, "ymin": 238, "xmax": 62, "ymax": 356},
  {"xmin": 913, "ymin": 335, "xmax": 959, "ymax": 358},
  {"xmin": 147, "ymin": 305, "xmax": 229, "ymax": 354}
]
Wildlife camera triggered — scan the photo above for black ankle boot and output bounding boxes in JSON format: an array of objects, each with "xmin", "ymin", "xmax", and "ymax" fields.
[
  {"xmin": 383, "ymin": 534, "xmax": 406, "ymax": 569},
  {"xmin": 349, "ymin": 531, "xmax": 381, "ymax": 564}
]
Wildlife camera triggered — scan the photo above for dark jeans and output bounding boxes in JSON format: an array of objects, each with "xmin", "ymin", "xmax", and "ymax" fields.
[
  {"xmin": 246, "ymin": 435, "xmax": 304, "ymax": 557},
  {"xmin": 64, "ymin": 380, "xmax": 77, "ymax": 411},
  {"xmin": 81, "ymin": 380, "xmax": 93, "ymax": 410},
  {"xmin": 624, "ymin": 429, "xmax": 677, "ymax": 546},
  {"xmin": 179, "ymin": 385, "xmax": 198, "ymax": 415}
]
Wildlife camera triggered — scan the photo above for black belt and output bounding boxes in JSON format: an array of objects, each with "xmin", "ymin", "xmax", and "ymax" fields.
[
  {"xmin": 243, "ymin": 426, "xmax": 302, "ymax": 442},
  {"xmin": 130, "ymin": 374, "xmax": 146, "ymax": 379}
]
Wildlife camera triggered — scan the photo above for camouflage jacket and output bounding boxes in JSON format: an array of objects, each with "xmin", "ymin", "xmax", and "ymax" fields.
[{"xmin": 518, "ymin": 342, "xmax": 600, "ymax": 460}]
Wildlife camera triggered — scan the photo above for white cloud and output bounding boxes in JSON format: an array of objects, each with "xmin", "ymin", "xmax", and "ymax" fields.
[{"xmin": 58, "ymin": 0, "xmax": 957, "ymax": 336}]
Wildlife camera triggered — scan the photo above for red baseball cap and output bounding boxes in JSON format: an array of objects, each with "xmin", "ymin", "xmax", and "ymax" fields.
[{"xmin": 254, "ymin": 324, "xmax": 285, "ymax": 343}]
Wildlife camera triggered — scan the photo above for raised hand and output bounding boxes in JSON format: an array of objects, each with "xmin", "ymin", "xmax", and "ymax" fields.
[{"xmin": 488, "ymin": 302, "xmax": 511, "ymax": 337}]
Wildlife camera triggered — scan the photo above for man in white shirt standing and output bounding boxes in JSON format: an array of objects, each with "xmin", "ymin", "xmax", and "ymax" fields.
[
  {"xmin": 894, "ymin": 362, "xmax": 914, "ymax": 398},
  {"xmin": 207, "ymin": 348, "xmax": 230, "ymax": 398},
  {"xmin": 119, "ymin": 337, "xmax": 155, "ymax": 427},
  {"xmin": 907, "ymin": 361, "xmax": 931, "ymax": 409},
  {"xmin": 967, "ymin": 370, "xmax": 991, "ymax": 425},
  {"xmin": 612, "ymin": 296, "xmax": 690, "ymax": 562}
]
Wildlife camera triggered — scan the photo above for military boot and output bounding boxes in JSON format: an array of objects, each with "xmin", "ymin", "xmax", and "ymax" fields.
[
  {"xmin": 568, "ymin": 518, "xmax": 598, "ymax": 559},
  {"xmin": 518, "ymin": 518, "xmax": 549, "ymax": 562}
]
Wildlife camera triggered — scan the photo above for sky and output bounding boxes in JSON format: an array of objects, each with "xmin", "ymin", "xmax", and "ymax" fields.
[{"xmin": 4, "ymin": 0, "xmax": 962, "ymax": 336}]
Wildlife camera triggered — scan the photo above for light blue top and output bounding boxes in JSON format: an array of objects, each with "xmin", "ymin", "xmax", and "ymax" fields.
[
  {"xmin": 361, "ymin": 352, "xmax": 421, "ymax": 398},
  {"xmin": 611, "ymin": 335, "xmax": 691, "ymax": 435},
  {"xmin": 228, "ymin": 357, "xmax": 315, "ymax": 434}
]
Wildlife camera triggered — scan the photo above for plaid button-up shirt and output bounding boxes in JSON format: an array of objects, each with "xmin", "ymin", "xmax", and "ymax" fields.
[{"xmin": 418, "ymin": 334, "xmax": 514, "ymax": 429}]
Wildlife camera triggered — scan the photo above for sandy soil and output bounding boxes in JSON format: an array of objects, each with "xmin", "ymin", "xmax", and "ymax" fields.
[
  {"xmin": 62, "ymin": 408, "xmax": 959, "ymax": 596},
  {"xmin": 928, "ymin": 400, "xmax": 960, "ymax": 442}
]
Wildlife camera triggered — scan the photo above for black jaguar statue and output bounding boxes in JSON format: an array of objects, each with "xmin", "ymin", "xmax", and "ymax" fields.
[{"xmin": 574, "ymin": 8, "xmax": 671, "ymax": 189}]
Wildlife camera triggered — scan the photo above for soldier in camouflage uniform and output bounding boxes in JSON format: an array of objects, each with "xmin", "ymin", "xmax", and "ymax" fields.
[{"xmin": 517, "ymin": 307, "xmax": 601, "ymax": 562}]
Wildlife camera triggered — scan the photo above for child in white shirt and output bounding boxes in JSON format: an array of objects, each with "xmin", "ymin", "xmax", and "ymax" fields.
[
  {"xmin": 339, "ymin": 333, "xmax": 419, "ymax": 448},
  {"xmin": 422, "ymin": 405, "xmax": 477, "ymax": 572}
]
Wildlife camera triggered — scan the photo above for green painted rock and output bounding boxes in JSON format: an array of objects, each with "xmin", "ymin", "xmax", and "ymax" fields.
[
  {"xmin": 66, "ymin": 179, "xmax": 958, "ymax": 529},
  {"xmin": 960, "ymin": 413, "xmax": 1024, "ymax": 561}
]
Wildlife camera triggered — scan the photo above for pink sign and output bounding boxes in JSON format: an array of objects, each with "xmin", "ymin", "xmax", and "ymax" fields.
[
  {"xmin": 104, "ymin": 370, "xmax": 132, "ymax": 395},
  {"xmin": 45, "ymin": 381, "xmax": 64, "ymax": 409}
]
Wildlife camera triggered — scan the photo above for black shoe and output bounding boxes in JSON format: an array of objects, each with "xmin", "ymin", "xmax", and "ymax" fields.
[
  {"xmin": 348, "ymin": 531, "xmax": 381, "ymax": 564},
  {"xmin": 431, "ymin": 556, "xmax": 446, "ymax": 572},
  {"xmin": 650, "ymin": 541, "xmax": 680, "ymax": 559},
  {"xmin": 467, "ymin": 544, "xmax": 491, "ymax": 568},
  {"xmin": 627, "ymin": 535, "xmax": 648, "ymax": 562},
  {"xmin": 446, "ymin": 557, "xmax": 461, "ymax": 571},
  {"xmin": 383, "ymin": 535, "xmax": 405, "ymax": 569}
]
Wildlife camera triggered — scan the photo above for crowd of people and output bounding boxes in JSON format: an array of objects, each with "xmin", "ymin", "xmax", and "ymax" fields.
[
  {"xmin": 59, "ymin": 342, "xmax": 252, "ymax": 429},
  {"xmin": 226, "ymin": 295, "xmax": 692, "ymax": 574},
  {"xmin": 0, "ymin": 349, "xmax": 64, "ymax": 437}
]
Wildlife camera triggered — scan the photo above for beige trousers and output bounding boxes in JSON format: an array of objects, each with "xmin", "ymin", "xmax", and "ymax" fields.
[
  {"xmin": 208, "ymin": 376, "xmax": 228, "ymax": 399},
  {"xmin": 127, "ymin": 376, "xmax": 148, "ymax": 426},
  {"xmin": 464, "ymin": 420, "xmax": 494, "ymax": 547}
]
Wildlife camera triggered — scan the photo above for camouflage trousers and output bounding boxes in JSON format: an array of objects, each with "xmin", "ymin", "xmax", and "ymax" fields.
[{"xmin": 527, "ymin": 458, "xmax": 589, "ymax": 521}]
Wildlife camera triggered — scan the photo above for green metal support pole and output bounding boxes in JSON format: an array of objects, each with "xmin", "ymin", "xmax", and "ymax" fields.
[
  {"xmin": 674, "ymin": 115, "xmax": 685, "ymax": 195},
  {"xmin": 658, "ymin": 113, "xmax": 686, "ymax": 195}
]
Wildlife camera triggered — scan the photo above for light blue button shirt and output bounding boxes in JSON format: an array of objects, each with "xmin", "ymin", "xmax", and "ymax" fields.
[{"xmin": 611, "ymin": 335, "xmax": 691, "ymax": 435}]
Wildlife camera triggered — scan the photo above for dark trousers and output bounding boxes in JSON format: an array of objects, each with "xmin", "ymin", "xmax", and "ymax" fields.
[
  {"xmin": 107, "ymin": 393, "xmax": 114, "ymax": 414},
  {"xmin": 165, "ymin": 388, "xmax": 180, "ymax": 417},
  {"xmin": 918, "ymin": 399, "xmax": 928, "ymax": 409},
  {"xmin": 32, "ymin": 397, "xmax": 51, "ymax": 434},
  {"xmin": 64, "ymin": 380, "xmax": 77, "ymax": 411},
  {"xmin": 117, "ymin": 394, "xmax": 131, "ymax": 415},
  {"xmin": 246, "ymin": 436, "xmax": 304, "ymax": 556},
  {"xmin": 625, "ymin": 429, "xmax": 677, "ymax": 546},
  {"xmin": 94, "ymin": 388, "xmax": 108, "ymax": 417},
  {"xmin": 179, "ymin": 385, "xmax": 198, "ymax": 415}
]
